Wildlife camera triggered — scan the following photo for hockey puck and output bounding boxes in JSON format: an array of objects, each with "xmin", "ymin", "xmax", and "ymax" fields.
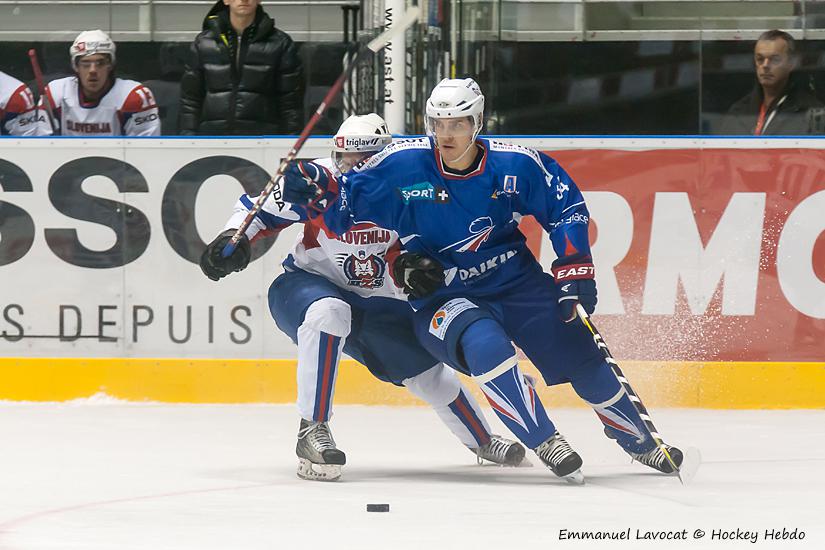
[{"xmin": 366, "ymin": 503, "xmax": 390, "ymax": 513}]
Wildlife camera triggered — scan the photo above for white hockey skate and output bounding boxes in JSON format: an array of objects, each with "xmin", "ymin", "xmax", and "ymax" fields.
[
  {"xmin": 534, "ymin": 432, "xmax": 585, "ymax": 484},
  {"xmin": 472, "ymin": 435, "xmax": 530, "ymax": 467},
  {"xmin": 296, "ymin": 419, "xmax": 346, "ymax": 482}
]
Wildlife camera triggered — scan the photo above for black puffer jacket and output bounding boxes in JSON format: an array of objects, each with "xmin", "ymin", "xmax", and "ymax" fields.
[
  {"xmin": 178, "ymin": 1, "xmax": 304, "ymax": 135},
  {"xmin": 718, "ymin": 79, "xmax": 825, "ymax": 135}
]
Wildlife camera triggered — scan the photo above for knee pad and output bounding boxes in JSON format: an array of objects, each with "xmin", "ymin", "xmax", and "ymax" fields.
[
  {"xmin": 569, "ymin": 359, "xmax": 622, "ymax": 404},
  {"xmin": 459, "ymin": 318, "xmax": 517, "ymax": 378},
  {"xmin": 301, "ymin": 297, "xmax": 352, "ymax": 338},
  {"xmin": 403, "ymin": 364, "xmax": 461, "ymax": 408}
]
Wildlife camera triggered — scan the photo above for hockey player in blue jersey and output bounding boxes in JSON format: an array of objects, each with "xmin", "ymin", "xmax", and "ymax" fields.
[
  {"xmin": 281, "ymin": 79, "xmax": 686, "ymax": 483},
  {"xmin": 200, "ymin": 113, "xmax": 527, "ymax": 481}
]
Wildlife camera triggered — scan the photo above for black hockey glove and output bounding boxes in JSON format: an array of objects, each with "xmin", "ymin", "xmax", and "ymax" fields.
[
  {"xmin": 282, "ymin": 161, "xmax": 339, "ymax": 218},
  {"xmin": 392, "ymin": 253, "xmax": 445, "ymax": 300},
  {"xmin": 551, "ymin": 252, "xmax": 597, "ymax": 323},
  {"xmin": 200, "ymin": 229, "xmax": 251, "ymax": 281}
]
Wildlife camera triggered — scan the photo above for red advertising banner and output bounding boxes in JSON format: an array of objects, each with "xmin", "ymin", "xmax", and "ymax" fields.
[{"xmin": 520, "ymin": 148, "xmax": 825, "ymax": 362}]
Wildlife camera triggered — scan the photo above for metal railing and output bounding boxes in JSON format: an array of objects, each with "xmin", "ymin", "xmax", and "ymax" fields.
[
  {"xmin": 0, "ymin": 0, "xmax": 360, "ymax": 41},
  {"xmin": 2, "ymin": 0, "xmax": 825, "ymax": 42}
]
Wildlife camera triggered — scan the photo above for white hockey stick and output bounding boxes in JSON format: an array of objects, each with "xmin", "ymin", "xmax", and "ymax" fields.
[
  {"xmin": 575, "ymin": 304, "xmax": 702, "ymax": 485},
  {"xmin": 221, "ymin": 5, "xmax": 421, "ymax": 257}
]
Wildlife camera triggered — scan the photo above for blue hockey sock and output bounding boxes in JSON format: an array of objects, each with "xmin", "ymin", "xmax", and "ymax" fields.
[
  {"xmin": 570, "ymin": 360, "xmax": 656, "ymax": 454},
  {"xmin": 459, "ymin": 319, "xmax": 556, "ymax": 449}
]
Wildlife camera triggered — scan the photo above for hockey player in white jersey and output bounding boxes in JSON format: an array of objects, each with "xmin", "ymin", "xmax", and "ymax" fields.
[
  {"xmin": 34, "ymin": 30, "xmax": 161, "ymax": 136},
  {"xmin": 200, "ymin": 114, "xmax": 526, "ymax": 481},
  {"xmin": 0, "ymin": 71, "xmax": 39, "ymax": 136}
]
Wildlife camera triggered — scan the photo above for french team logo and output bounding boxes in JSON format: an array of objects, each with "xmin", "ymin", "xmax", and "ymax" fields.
[
  {"xmin": 491, "ymin": 175, "xmax": 519, "ymax": 199},
  {"xmin": 503, "ymin": 175, "xmax": 517, "ymax": 194},
  {"xmin": 439, "ymin": 216, "xmax": 495, "ymax": 253}
]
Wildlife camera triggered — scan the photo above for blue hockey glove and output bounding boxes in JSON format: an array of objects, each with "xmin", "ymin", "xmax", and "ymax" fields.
[
  {"xmin": 200, "ymin": 230, "xmax": 251, "ymax": 281},
  {"xmin": 551, "ymin": 252, "xmax": 597, "ymax": 323},
  {"xmin": 282, "ymin": 161, "xmax": 338, "ymax": 217},
  {"xmin": 392, "ymin": 253, "xmax": 445, "ymax": 300}
]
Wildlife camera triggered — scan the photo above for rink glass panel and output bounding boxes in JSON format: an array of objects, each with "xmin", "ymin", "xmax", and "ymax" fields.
[{"xmin": 0, "ymin": 1, "xmax": 823, "ymax": 134}]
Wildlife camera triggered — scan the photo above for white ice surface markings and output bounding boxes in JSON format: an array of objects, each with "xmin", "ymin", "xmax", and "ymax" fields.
[{"xmin": 0, "ymin": 404, "xmax": 822, "ymax": 550}]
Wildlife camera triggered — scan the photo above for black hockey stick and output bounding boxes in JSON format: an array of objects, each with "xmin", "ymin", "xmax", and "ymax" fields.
[
  {"xmin": 221, "ymin": 5, "xmax": 421, "ymax": 258},
  {"xmin": 575, "ymin": 304, "xmax": 700, "ymax": 485}
]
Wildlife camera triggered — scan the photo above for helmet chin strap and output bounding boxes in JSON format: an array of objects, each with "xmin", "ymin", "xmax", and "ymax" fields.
[
  {"xmin": 437, "ymin": 122, "xmax": 482, "ymax": 167},
  {"xmin": 452, "ymin": 139, "xmax": 478, "ymax": 165}
]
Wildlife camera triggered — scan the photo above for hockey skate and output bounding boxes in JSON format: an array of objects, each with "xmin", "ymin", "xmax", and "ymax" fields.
[
  {"xmin": 534, "ymin": 432, "xmax": 584, "ymax": 484},
  {"xmin": 296, "ymin": 419, "xmax": 346, "ymax": 482},
  {"xmin": 630, "ymin": 442, "xmax": 703, "ymax": 484},
  {"xmin": 472, "ymin": 435, "xmax": 529, "ymax": 467},
  {"xmin": 604, "ymin": 427, "xmax": 701, "ymax": 483},
  {"xmin": 629, "ymin": 444, "xmax": 683, "ymax": 474},
  {"xmin": 604, "ymin": 427, "xmax": 683, "ymax": 474}
]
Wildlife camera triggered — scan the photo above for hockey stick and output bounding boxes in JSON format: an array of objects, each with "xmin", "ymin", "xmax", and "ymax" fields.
[
  {"xmin": 221, "ymin": 5, "xmax": 421, "ymax": 258},
  {"xmin": 575, "ymin": 304, "xmax": 701, "ymax": 485},
  {"xmin": 27, "ymin": 49, "xmax": 58, "ymax": 134}
]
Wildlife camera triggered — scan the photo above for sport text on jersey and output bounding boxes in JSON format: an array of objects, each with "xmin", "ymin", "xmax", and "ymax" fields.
[{"xmin": 397, "ymin": 182, "xmax": 450, "ymax": 204}]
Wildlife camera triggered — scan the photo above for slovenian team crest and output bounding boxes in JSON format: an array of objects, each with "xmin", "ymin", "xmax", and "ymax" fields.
[
  {"xmin": 342, "ymin": 251, "xmax": 386, "ymax": 288},
  {"xmin": 439, "ymin": 216, "xmax": 495, "ymax": 253}
]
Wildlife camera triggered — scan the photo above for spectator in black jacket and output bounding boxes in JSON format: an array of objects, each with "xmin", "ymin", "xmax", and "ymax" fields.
[
  {"xmin": 718, "ymin": 30, "xmax": 824, "ymax": 135},
  {"xmin": 178, "ymin": 0, "xmax": 304, "ymax": 135}
]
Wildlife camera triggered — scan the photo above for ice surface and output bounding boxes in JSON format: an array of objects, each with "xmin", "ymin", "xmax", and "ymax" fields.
[{"xmin": 0, "ymin": 404, "xmax": 822, "ymax": 550}]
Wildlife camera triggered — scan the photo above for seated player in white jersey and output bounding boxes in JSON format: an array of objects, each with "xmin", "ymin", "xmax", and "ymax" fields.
[
  {"xmin": 0, "ymin": 71, "xmax": 39, "ymax": 136},
  {"xmin": 34, "ymin": 29, "xmax": 160, "ymax": 136},
  {"xmin": 200, "ymin": 113, "xmax": 527, "ymax": 481}
]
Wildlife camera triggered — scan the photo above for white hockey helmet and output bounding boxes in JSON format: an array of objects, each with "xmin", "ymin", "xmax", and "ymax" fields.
[
  {"xmin": 331, "ymin": 113, "xmax": 392, "ymax": 173},
  {"xmin": 424, "ymin": 77, "xmax": 485, "ymax": 138},
  {"xmin": 70, "ymin": 29, "xmax": 116, "ymax": 68}
]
